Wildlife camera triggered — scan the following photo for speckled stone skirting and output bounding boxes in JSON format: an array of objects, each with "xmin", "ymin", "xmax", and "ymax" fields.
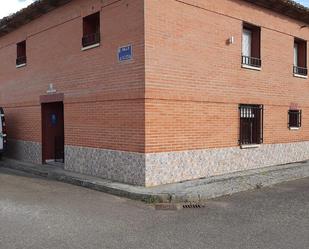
[
  {"xmin": 6, "ymin": 140, "xmax": 309, "ymax": 186},
  {"xmin": 6, "ymin": 139, "xmax": 42, "ymax": 164},
  {"xmin": 145, "ymin": 142, "xmax": 309, "ymax": 186},
  {"xmin": 64, "ymin": 145, "xmax": 146, "ymax": 186}
]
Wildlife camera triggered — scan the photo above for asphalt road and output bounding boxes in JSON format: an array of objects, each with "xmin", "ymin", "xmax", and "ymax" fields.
[{"xmin": 0, "ymin": 167, "xmax": 308, "ymax": 249}]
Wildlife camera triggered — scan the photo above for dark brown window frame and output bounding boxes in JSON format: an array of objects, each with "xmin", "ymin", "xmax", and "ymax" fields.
[
  {"xmin": 288, "ymin": 110, "xmax": 302, "ymax": 128},
  {"xmin": 293, "ymin": 38, "xmax": 307, "ymax": 77},
  {"xmin": 242, "ymin": 23, "xmax": 261, "ymax": 68},
  {"xmin": 239, "ymin": 104, "xmax": 263, "ymax": 146},
  {"xmin": 16, "ymin": 40, "xmax": 27, "ymax": 66},
  {"xmin": 82, "ymin": 12, "xmax": 101, "ymax": 48}
]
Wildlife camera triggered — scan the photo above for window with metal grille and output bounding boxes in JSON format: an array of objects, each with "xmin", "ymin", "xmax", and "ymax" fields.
[
  {"xmin": 293, "ymin": 38, "xmax": 307, "ymax": 77},
  {"xmin": 288, "ymin": 110, "xmax": 301, "ymax": 128},
  {"xmin": 82, "ymin": 12, "xmax": 100, "ymax": 48},
  {"xmin": 16, "ymin": 40, "xmax": 26, "ymax": 66},
  {"xmin": 242, "ymin": 23, "xmax": 261, "ymax": 68},
  {"xmin": 239, "ymin": 104, "xmax": 263, "ymax": 145}
]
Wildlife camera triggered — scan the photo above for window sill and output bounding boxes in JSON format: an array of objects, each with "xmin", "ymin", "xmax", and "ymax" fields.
[
  {"xmin": 240, "ymin": 144, "xmax": 261, "ymax": 149},
  {"xmin": 293, "ymin": 74, "xmax": 308, "ymax": 79},
  {"xmin": 241, "ymin": 64, "xmax": 261, "ymax": 71},
  {"xmin": 16, "ymin": 63, "xmax": 26, "ymax": 68},
  {"xmin": 289, "ymin": 127, "xmax": 300, "ymax": 130},
  {"xmin": 81, "ymin": 43, "xmax": 100, "ymax": 51}
]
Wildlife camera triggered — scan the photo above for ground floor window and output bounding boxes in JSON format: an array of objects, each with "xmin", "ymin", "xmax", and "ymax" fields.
[
  {"xmin": 288, "ymin": 110, "xmax": 302, "ymax": 129},
  {"xmin": 239, "ymin": 104, "xmax": 263, "ymax": 145}
]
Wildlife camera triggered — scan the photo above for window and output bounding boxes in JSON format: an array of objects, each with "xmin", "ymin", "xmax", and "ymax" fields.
[
  {"xmin": 242, "ymin": 23, "xmax": 261, "ymax": 69},
  {"xmin": 16, "ymin": 40, "xmax": 26, "ymax": 67},
  {"xmin": 288, "ymin": 110, "xmax": 301, "ymax": 129},
  {"xmin": 239, "ymin": 104, "xmax": 263, "ymax": 146},
  {"xmin": 82, "ymin": 12, "xmax": 100, "ymax": 48},
  {"xmin": 293, "ymin": 38, "xmax": 307, "ymax": 77}
]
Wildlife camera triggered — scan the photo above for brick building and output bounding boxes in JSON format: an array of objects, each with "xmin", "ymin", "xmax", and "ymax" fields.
[{"xmin": 0, "ymin": 0, "xmax": 308, "ymax": 186}]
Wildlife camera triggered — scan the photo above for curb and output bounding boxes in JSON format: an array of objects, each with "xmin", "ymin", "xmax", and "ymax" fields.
[
  {"xmin": 0, "ymin": 159, "xmax": 170, "ymax": 203},
  {"xmin": 1, "ymin": 158, "xmax": 309, "ymax": 203}
]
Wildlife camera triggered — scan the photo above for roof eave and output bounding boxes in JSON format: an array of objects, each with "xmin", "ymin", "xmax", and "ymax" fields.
[
  {"xmin": 0, "ymin": 0, "xmax": 72, "ymax": 38},
  {"xmin": 245, "ymin": 0, "xmax": 309, "ymax": 24}
]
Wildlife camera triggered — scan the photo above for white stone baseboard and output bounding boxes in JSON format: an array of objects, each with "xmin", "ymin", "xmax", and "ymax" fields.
[
  {"xmin": 145, "ymin": 142, "xmax": 309, "ymax": 186},
  {"xmin": 6, "ymin": 140, "xmax": 309, "ymax": 187},
  {"xmin": 65, "ymin": 145, "xmax": 145, "ymax": 186},
  {"xmin": 6, "ymin": 139, "xmax": 42, "ymax": 164}
]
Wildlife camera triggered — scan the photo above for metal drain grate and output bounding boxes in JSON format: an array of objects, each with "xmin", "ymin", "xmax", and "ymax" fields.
[
  {"xmin": 155, "ymin": 203, "xmax": 205, "ymax": 210},
  {"xmin": 182, "ymin": 203, "xmax": 205, "ymax": 209}
]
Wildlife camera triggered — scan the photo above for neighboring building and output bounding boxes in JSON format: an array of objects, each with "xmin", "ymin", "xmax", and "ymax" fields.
[{"xmin": 0, "ymin": 0, "xmax": 308, "ymax": 186}]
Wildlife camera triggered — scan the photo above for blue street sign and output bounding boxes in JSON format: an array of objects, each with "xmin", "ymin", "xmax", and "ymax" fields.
[{"xmin": 118, "ymin": 45, "xmax": 133, "ymax": 62}]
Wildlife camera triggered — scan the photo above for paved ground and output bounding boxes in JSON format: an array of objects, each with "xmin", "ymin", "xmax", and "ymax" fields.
[{"xmin": 0, "ymin": 167, "xmax": 308, "ymax": 249}]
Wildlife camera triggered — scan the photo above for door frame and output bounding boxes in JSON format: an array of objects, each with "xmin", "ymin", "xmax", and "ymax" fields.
[{"xmin": 40, "ymin": 93, "xmax": 64, "ymax": 164}]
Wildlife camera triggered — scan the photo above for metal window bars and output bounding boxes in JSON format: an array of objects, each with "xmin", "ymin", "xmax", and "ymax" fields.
[
  {"xmin": 242, "ymin": 55, "xmax": 262, "ymax": 68},
  {"xmin": 293, "ymin": 66, "xmax": 308, "ymax": 76},
  {"xmin": 16, "ymin": 56, "xmax": 27, "ymax": 66},
  {"xmin": 82, "ymin": 32, "xmax": 100, "ymax": 48},
  {"xmin": 239, "ymin": 105, "xmax": 263, "ymax": 145}
]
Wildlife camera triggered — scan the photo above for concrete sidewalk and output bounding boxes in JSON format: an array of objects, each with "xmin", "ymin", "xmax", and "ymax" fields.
[{"xmin": 0, "ymin": 157, "xmax": 309, "ymax": 203}]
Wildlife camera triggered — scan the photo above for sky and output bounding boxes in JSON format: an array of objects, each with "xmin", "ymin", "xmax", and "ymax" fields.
[
  {"xmin": 0, "ymin": 0, "xmax": 36, "ymax": 19},
  {"xmin": 297, "ymin": 0, "xmax": 309, "ymax": 7},
  {"xmin": 0, "ymin": 0, "xmax": 309, "ymax": 19}
]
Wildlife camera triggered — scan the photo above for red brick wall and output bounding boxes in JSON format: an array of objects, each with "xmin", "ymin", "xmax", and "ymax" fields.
[
  {"xmin": 0, "ymin": 0, "xmax": 145, "ymax": 153},
  {"xmin": 145, "ymin": 100, "xmax": 238, "ymax": 153},
  {"xmin": 5, "ymin": 105, "xmax": 41, "ymax": 142},
  {"xmin": 145, "ymin": 0, "xmax": 309, "ymax": 153},
  {"xmin": 65, "ymin": 100, "xmax": 145, "ymax": 152},
  {"xmin": 1, "ymin": 0, "xmax": 309, "ymax": 156}
]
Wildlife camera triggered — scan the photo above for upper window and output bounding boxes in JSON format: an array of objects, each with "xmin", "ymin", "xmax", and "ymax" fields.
[
  {"xmin": 82, "ymin": 12, "xmax": 100, "ymax": 48},
  {"xmin": 242, "ymin": 23, "xmax": 261, "ymax": 69},
  {"xmin": 16, "ymin": 40, "xmax": 26, "ymax": 67},
  {"xmin": 288, "ymin": 110, "xmax": 302, "ymax": 129},
  {"xmin": 239, "ymin": 104, "xmax": 263, "ymax": 146},
  {"xmin": 293, "ymin": 38, "xmax": 307, "ymax": 77}
]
